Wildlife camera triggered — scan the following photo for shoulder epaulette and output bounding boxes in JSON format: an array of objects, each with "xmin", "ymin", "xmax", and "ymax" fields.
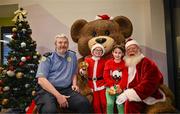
[
  {"xmin": 43, "ymin": 52, "xmax": 52, "ymax": 57},
  {"xmin": 68, "ymin": 50, "xmax": 76, "ymax": 54}
]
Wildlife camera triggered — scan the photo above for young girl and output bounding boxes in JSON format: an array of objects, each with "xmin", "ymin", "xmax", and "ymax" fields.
[{"xmin": 103, "ymin": 45, "xmax": 128, "ymax": 114}]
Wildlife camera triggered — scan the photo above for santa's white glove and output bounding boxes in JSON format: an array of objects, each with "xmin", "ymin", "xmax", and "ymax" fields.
[{"xmin": 116, "ymin": 92, "xmax": 128, "ymax": 105}]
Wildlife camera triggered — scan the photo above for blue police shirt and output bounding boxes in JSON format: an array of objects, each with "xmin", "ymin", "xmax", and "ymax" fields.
[{"xmin": 36, "ymin": 50, "xmax": 77, "ymax": 88}]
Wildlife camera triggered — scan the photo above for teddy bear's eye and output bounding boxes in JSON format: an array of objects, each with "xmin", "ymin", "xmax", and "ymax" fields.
[
  {"xmin": 92, "ymin": 31, "xmax": 97, "ymax": 37},
  {"xmin": 105, "ymin": 30, "xmax": 110, "ymax": 36}
]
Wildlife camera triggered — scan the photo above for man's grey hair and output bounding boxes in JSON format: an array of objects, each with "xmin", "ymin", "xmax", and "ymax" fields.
[{"xmin": 55, "ymin": 33, "xmax": 68, "ymax": 40}]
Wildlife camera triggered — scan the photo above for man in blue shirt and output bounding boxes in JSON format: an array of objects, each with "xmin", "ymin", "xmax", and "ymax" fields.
[{"xmin": 35, "ymin": 34, "xmax": 90, "ymax": 113}]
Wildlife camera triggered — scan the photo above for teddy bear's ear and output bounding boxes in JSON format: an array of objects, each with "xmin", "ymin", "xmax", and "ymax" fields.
[
  {"xmin": 71, "ymin": 19, "xmax": 87, "ymax": 43},
  {"xmin": 113, "ymin": 16, "xmax": 133, "ymax": 38}
]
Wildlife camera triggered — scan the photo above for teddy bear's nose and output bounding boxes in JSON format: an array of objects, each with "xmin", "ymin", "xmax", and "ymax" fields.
[{"xmin": 96, "ymin": 38, "xmax": 106, "ymax": 44}]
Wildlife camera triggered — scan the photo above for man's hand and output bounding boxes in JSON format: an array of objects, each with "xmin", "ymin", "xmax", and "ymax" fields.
[
  {"xmin": 72, "ymin": 85, "xmax": 79, "ymax": 92},
  {"xmin": 56, "ymin": 94, "xmax": 70, "ymax": 108},
  {"xmin": 116, "ymin": 92, "xmax": 128, "ymax": 105}
]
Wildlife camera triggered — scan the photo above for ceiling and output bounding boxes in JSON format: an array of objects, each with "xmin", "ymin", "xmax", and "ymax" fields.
[{"xmin": 0, "ymin": 4, "xmax": 18, "ymax": 18}]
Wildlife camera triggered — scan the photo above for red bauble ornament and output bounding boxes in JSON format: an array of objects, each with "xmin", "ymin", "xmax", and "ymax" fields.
[
  {"xmin": 0, "ymin": 80, "xmax": 3, "ymax": 85},
  {"xmin": 19, "ymin": 62, "xmax": 24, "ymax": 66},
  {"xmin": 26, "ymin": 56, "xmax": 31, "ymax": 60},
  {"xmin": 8, "ymin": 66, "xmax": 14, "ymax": 71}
]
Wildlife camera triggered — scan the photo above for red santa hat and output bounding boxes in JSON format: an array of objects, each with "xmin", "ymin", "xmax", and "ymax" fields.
[
  {"xmin": 95, "ymin": 14, "xmax": 113, "ymax": 20},
  {"xmin": 91, "ymin": 43, "xmax": 105, "ymax": 55},
  {"xmin": 125, "ymin": 38, "xmax": 139, "ymax": 49}
]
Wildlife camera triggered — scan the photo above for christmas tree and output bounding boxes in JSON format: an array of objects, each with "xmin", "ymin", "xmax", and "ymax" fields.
[{"xmin": 0, "ymin": 8, "xmax": 41, "ymax": 112}]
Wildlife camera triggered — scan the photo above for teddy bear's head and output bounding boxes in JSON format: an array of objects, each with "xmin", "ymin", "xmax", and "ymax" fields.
[{"xmin": 71, "ymin": 15, "xmax": 133, "ymax": 57}]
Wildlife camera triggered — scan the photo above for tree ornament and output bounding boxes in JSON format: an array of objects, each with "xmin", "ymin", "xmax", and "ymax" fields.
[
  {"xmin": 3, "ymin": 86, "xmax": 10, "ymax": 91},
  {"xmin": 12, "ymin": 8, "xmax": 27, "ymax": 22},
  {"xmin": 21, "ymin": 42, "xmax": 26, "ymax": 48},
  {"xmin": 12, "ymin": 27, "xmax": 17, "ymax": 32},
  {"xmin": 0, "ymin": 80, "xmax": 3, "ymax": 85},
  {"xmin": 18, "ymin": 23, "xmax": 23, "ymax": 27},
  {"xmin": 12, "ymin": 57, "xmax": 17, "ymax": 61},
  {"xmin": 0, "ymin": 67, "xmax": 4, "ymax": 73},
  {"xmin": 30, "ymin": 70, "xmax": 35, "ymax": 74},
  {"xmin": 19, "ymin": 62, "xmax": 24, "ymax": 66},
  {"xmin": 21, "ymin": 57, "xmax": 26, "ymax": 62},
  {"xmin": 2, "ymin": 99, "xmax": 9, "ymax": 105},
  {"xmin": 33, "ymin": 55, "xmax": 37, "ymax": 59},
  {"xmin": 7, "ymin": 70, "xmax": 15, "ymax": 77},
  {"xmin": 13, "ymin": 88, "xmax": 17, "ymax": 90},
  {"xmin": 16, "ymin": 72, "xmax": 24, "ymax": 79},
  {"xmin": 32, "ymin": 90, "xmax": 36, "ymax": 96},
  {"xmin": 8, "ymin": 66, "xmax": 14, "ymax": 71},
  {"xmin": 26, "ymin": 56, "xmax": 31, "ymax": 60},
  {"xmin": 22, "ymin": 28, "xmax": 26, "ymax": 34},
  {"xmin": 25, "ymin": 84, "xmax": 30, "ymax": 88},
  {"xmin": 0, "ymin": 87, "xmax": 3, "ymax": 94},
  {"xmin": 2, "ymin": 70, "xmax": 7, "ymax": 75}
]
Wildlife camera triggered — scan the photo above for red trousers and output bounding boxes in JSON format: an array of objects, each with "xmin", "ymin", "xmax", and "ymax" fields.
[
  {"xmin": 125, "ymin": 100, "xmax": 147, "ymax": 114},
  {"xmin": 93, "ymin": 89, "xmax": 107, "ymax": 114}
]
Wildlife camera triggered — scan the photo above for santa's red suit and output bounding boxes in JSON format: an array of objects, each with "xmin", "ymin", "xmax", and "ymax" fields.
[
  {"xmin": 85, "ymin": 56, "xmax": 108, "ymax": 114},
  {"xmin": 117, "ymin": 54, "xmax": 166, "ymax": 114}
]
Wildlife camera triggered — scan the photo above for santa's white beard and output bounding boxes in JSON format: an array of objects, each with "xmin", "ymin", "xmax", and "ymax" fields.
[{"xmin": 124, "ymin": 53, "xmax": 144, "ymax": 67}]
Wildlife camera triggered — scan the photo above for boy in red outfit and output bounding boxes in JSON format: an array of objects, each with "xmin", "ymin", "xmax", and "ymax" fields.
[
  {"xmin": 84, "ymin": 43, "xmax": 107, "ymax": 114},
  {"xmin": 104, "ymin": 45, "xmax": 128, "ymax": 114}
]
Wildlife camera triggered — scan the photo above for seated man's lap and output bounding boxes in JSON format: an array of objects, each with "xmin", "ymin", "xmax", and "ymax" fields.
[{"xmin": 35, "ymin": 86, "xmax": 91, "ymax": 113}]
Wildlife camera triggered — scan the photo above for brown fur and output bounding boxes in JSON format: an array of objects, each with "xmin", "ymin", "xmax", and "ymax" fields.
[
  {"xmin": 77, "ymin": 62, "xmax": 93, "ymax": 103},
  {"xmin": 145, "ymin": 84, "xmax": 176, "ymax": 113}
]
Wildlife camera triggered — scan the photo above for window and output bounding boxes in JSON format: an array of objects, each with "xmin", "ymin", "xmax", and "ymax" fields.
[{"xmin": 1, "ymin": 26, "xmax": 14, "ymax": 65}]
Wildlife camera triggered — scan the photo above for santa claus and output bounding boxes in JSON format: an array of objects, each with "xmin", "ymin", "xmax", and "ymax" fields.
[{"xmin": 116, "ymin": 39, "xmax": 166, "ymax": 113}]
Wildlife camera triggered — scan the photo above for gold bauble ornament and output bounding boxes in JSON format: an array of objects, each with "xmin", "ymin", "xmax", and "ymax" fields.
[
  {"xmin": 32, "ymin": 90, "xmax": 36, "ymax": 96},
  {"xmin": 16, "ymin": 72, "xmax": 24, "ymax": 79},
  {"xmin": 2, "ymin": 99, "xmax": 9, "ymax": 105},
  {"xmin": 0, "ymin": 67, "xmax": 4, "ymax": 73},
  {"xmin": 12, "ymin": 28, "xmax": 17, "ymax": 32}
]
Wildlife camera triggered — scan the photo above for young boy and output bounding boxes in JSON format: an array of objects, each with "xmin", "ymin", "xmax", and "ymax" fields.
[
  {"xmin": 104, "ymin": 45, "xmax": 128, "ymax": 114},
  {"xmin": 84, "ymin": 43, "xmax": 107, "ymax": 114}
]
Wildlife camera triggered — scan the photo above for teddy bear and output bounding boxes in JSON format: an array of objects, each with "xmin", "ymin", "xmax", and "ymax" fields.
[
  {"xmin": 78, "ymin": 61, "xmax": 93, "ymax": 103},
  {"xmin": 70, "ymin": 14, "xmax": 176, "ymax": 113},
  {"xmin": 71, "ymin": 14, "xmax": 133, "ymax": 62}
]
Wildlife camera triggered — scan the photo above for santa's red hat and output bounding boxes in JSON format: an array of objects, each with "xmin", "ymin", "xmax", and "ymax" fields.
[
  {"xmin": 125, "ymin": 38, "xmax": 139, "ymax": 49},
  {"xmin": 91, "ymin": 43, "xmax": 105, "ymax": 55}
]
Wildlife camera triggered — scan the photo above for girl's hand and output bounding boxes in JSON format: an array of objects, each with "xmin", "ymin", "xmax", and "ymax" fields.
[{"xmin": 116, "ymin": 85, "xmax": 122, "ymax": 94}]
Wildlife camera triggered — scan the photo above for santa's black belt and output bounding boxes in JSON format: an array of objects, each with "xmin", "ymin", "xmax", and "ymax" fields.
[{"xmin": 88, "ymin": 77, "xmax": 103, "ymax": 81}]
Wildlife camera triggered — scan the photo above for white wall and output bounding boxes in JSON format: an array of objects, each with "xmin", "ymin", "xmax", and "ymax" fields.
[
  {"xmin": 0, "ymin": 0, "xmax": 166, "ymax": 52},
  {"xmin": 0, "ymin": 0, "xmax": 168, "ymax": 83}
]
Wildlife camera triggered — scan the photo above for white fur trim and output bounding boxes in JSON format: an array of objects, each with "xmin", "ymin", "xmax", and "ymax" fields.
[
  {"xmin": 91, "ymin": 43, "xmax": 105, "ymax": 55},
  {"xmin": 143, "ymin": 89, "xmax": 166, "ymax": 105},
  {"xmin": 110, "ymin": 16, "xmax": 113, "ymax": 20},
  {"xmin": 91, "ymin": 57, "xmax": 105, "ymax": 91},
  {"xmin": 124, "ymin": 89, "xmax": 141, "ymax": 102},
  {"xmin": 92, "ymin": 58, "xmax": 98, "ymax": 91},
  {"xmin": 95, "ymin": 15, "xmax": 101, "ymax": 20},
  {"xmin": 95, "ymin": 86, "xmax": 105, "ymax": 91},
  {"xmin": 127, "ymin": 66, "xmax": 137, "ymax": 86},
  {"xmin": 125, "ymin": 39, "xmax": 139, "ymax": 49}
]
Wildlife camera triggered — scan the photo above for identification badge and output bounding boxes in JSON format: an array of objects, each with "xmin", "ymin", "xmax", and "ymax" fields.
[{"xmin": 67, "ymin": 56, "xmax": 71, "ymax": 62}]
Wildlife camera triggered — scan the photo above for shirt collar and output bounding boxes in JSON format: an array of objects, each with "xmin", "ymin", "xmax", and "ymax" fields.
[{"xmin": 55, "ymin": 51, "xmax": 68, "ymax": 58}]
